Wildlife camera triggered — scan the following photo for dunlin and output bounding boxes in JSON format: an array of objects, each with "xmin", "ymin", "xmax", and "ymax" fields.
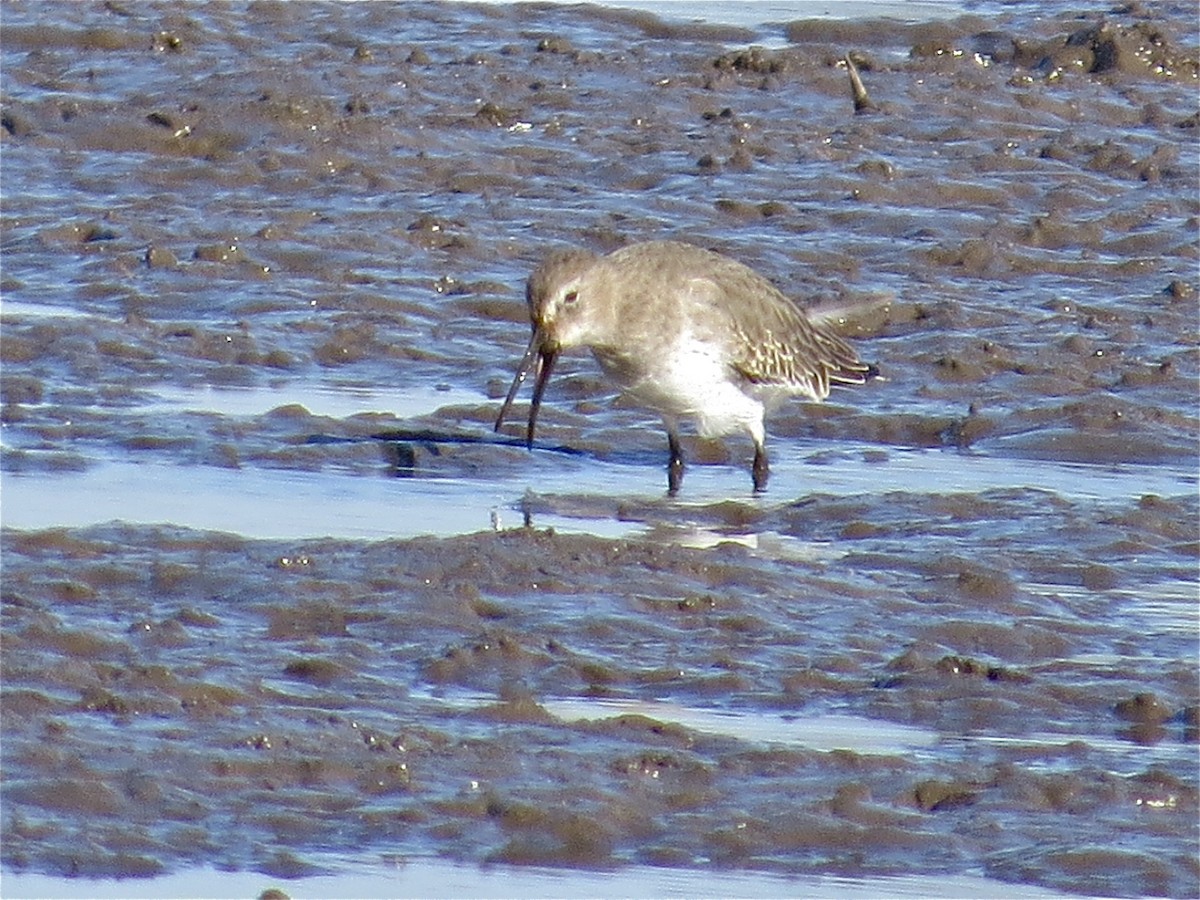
[{"xmin": 494, "ymin": 240, "xmax": 871, "ymax": 494}]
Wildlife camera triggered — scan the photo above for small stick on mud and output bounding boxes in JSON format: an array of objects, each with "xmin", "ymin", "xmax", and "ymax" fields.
[{"xmin": 845, "ymin": 54, "xmax": 877, "ymax": 113}]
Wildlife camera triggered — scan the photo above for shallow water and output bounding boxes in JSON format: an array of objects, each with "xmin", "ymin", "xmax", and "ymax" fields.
[
  {"xmin": 2, "ymin": 855, "xmax": 1077, "ymax": 900},
  {"xmin": 2, "ymin": 0, "xmax": 1197, "ymax": 897}
]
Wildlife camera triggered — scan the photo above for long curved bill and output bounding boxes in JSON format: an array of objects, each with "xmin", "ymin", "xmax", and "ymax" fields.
[{"xmin": 494, "ymin": 326, "xmax": 559, "ymax": 449}]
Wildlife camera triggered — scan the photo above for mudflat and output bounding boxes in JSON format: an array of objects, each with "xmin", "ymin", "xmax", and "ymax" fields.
[{"xmin": 2, "ymin": 1, "xmax": 1196, "ymax": 896}]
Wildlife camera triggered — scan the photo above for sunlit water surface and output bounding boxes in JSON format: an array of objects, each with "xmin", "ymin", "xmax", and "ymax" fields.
[{"xmin": 2, "ymin": 0, "xmax": 1196, "ymax": 897}]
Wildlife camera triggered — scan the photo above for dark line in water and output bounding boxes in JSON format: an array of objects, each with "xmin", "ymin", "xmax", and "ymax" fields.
[{"xmin": 304, "ymin": 429, "xmax": 588, "ymax": 456}]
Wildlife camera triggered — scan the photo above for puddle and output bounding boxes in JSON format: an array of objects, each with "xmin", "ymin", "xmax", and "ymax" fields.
[
  {"xmin": 952, "ymin": 731, "xmax": 1194, "ymax": 770},
  {"xmin": 2, "ymin": 0, "xmax": 1195, "ymax": 893},
  {"xmin": 1025, "ymin": 581, "xmax": 1200, "ymax": 637},
  {"xmin": 137, "ymin": 382, "xmax": 485, "ymax": 420},
  {"xmin": 414, "ymin": 689, "xmax": 940, "ymax": 754},
  {"xmin": 528, "ymin": 443, "xmax": 1196, "ymax": 508},
  {"xmin": 0, "ymin": 459, "xmax": 634, "ymax": 541},
  {"xmin": 495, "ymin": 0, "xmax": 965, "ymax": 39},
  {"xmin": 641, "ymin": 525, "xmax": 846, "ymax": 562},
  {"xmin": 0, "ymin": 856, "xmax": 1074, "ymax": 900},
  {"xmin": 3, "ymin": 442, "xmax": 1193, "ymax": 541},
  {"xmin": 786, "ymin": 445, "xmax": 1196, "ymax": 503},
  {"xmin": 0, "ymin": 299, "xmax": 92, "ymax": 319},
  {"xmin": 542, "ymin": 696, "xmax": 940, "ymax": 754}
]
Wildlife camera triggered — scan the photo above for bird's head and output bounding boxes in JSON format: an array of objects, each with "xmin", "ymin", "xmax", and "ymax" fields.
[{"xmin": 494, "ymin": 248, "xmax": 600, "ymax": 447}]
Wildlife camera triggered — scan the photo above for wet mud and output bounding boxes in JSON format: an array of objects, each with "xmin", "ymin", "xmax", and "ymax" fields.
[{"xmin": 2, "ymin": 1, "xmax": 1197, "ymax": 896}]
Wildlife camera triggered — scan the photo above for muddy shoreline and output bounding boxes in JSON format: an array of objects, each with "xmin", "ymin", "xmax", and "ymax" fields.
[{"xmin": 2, "ymin": 1, "xmax": 1197, "ymax": 896}]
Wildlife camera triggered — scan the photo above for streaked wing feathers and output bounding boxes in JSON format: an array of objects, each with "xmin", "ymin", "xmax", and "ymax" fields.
[
  {"xmin": 608, "ymin": 242, "xmax": 870, "ymax": 402},
  {"xmin": 720, "ymin": 280, "xmax": 869, "ymax": 401}
]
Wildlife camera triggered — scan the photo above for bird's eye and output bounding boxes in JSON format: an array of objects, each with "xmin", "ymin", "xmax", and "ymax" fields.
[{"xmin": 563, "ymin": 290, "xmax": 579, "ymax": 305}]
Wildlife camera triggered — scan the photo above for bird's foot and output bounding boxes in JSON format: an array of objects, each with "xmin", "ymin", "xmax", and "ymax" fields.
[
  {"xmin": 667, "ymin": 462, "xmax": 683, "ymax": 496},
  {"xmin": 751, "ymin": 445, "xmax": 769, "ymax": 493},
  {"xmin": 667, "ymin": 432, "xmax": 685, "ymax": 496}
]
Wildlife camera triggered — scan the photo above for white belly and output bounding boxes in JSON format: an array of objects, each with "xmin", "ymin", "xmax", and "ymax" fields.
[{"xmin": 593, "ymin": 337, "xmax": 766, "ymax": 441}]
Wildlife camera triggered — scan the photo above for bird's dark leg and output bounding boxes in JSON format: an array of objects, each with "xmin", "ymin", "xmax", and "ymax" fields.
[
  {"xmin": 751, "ymin": 441, "xmax": 769, "ymax": 493},
  {"xmin": 667, "ymin": 429, "xmax": 685, "ymax": 496}
]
